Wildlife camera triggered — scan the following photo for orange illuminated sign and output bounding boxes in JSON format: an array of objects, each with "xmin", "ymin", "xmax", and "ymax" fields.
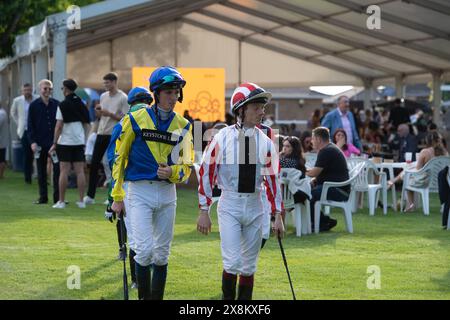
[{"xmin": 132, "ymin": 67, "xmax": 225, "ymax": 122}]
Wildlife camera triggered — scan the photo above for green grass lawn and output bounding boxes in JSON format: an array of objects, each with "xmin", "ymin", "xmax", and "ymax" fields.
[{"xmin": 0, "ymin": 169, "xmax": 449, "ymax": 300}]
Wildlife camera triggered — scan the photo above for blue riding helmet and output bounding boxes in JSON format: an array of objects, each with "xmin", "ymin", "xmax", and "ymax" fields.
[
  {"xmin": 149, "ymin": 66, "xmax": 186, "ymax": 103},
  {"xmin": 127, "ymin": 87, "xmax": 153, "ymax": 105}
]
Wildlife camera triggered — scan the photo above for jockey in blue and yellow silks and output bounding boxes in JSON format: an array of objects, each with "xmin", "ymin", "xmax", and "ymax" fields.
[
  {"xmin": 104, "ymin": 86, "xmax": 154, "ymax": 290},
  {"xmin": 111, "ymin": 67, "xmax": 194, "ymax": 300}
]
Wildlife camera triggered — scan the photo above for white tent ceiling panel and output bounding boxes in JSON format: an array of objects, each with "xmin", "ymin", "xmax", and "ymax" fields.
[
  {"xmin": 344, "ymin": 50, "xmax": 420, "ymax": 73},
  {"xmin": 346, "ymin": 0, "xmax": 395, "ymax": 5},
  {"xmin": 248, "ymin": 34, "xmax": 322, "ymax": 57},
  {"xmin": 415, "ymin": 39, "xmax": 450, "ymax": 56},
  {"xmin": 303, "ymin": 20, "xmax": 386, "ymax": 46},
  {"xmin": 314, "ymin": 55, "xmax": 385, "ymax": 77},
  {"xmin": 381, "ymin": 45, "xmax": 450, "ymax": 70},
  {"xmin": 332, "ymin": 12, "xmax": 431, "ymax": 40},
  {"xmin": 227, "ymin": 0, "xmax": 308, "ymax": 22},
  {"xmin": 380, "ymin": 1, "xmax": 450, "ymax": 33},
  {"xmin": 203, "ymin": 4, "xmax": 280, "ymax": 29},
  {"xmin": 275, "ymin": 26, "xmax": 353, "ymax": 51},
  {"xmin": 373, "ymin": 73, "xmax": 433, "ymax": 87},
  {"xmin": 185, "ymin": 12, "xmax": 254, "ymax": 36},
  {"xmin": 241, "ymin": 42, "xmax": 361, "ymax": 86},
  {"xmin": 281, "ymin": 0, "xmax": 346, "ymax": 16}
]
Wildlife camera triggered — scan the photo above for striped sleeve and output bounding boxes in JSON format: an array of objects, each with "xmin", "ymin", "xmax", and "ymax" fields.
[
  {"xmin": 263, "ymin": 140, "xmax": 282, "ymax": 214},
  {"xmin": 198, "ymin": 135, "xmax": 220, "ymax": 212}
]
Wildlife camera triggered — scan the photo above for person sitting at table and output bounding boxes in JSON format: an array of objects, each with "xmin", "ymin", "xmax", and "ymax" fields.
[
  {"xmin": 306, "ymin": 127, "xmax": 350, "ymax": 232},
  {"xmin": 332, "ymin": 128, "xmax": 361, "ymax": 158},
  {"xmin": 388, "ymin": 124, "xmax": 417, "ymax": 162},
  {"xmin": 280, "ymin": 136, "xmax": 306, "ymax": 172},
  {"xmin": 388, "ymin": 131, "xmax": 448, "ymax": 212},
  {"xmin": 300, "ymin": 131, "xmax": 313, "ymax": 153},
  {"xmin": 280, "ymin": 136, "xmax": 310, "ymax": 205}
]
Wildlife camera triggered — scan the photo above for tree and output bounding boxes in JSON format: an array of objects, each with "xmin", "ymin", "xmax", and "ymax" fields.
[{"xmin": 0, "ymin": 0, "xmax": 101, "ymax": 58}]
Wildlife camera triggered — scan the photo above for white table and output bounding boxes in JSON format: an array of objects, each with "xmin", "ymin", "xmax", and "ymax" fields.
[{"xmin": 373, "ymin": 161, "xmax": 413, "ymax": 211}]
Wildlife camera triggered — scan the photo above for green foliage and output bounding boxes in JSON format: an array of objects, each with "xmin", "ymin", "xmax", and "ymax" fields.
[
  {"xmin": 0, "ymin": 0, "xmax": 102, "ymax": 57},
  {"xmin": 0, "ymin": 170, "xmax": 449, "ymax": 299}
]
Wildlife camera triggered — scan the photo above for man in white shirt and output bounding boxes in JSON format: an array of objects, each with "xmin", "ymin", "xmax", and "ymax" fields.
[
  {"xmin": 84, "ymin": 72, "xmax": 128, "ymax": 204},
  {"xmin": 10, "ymin": 83, "xmax": 39, "ymax": 183},
  {"xmin": 49, "ymin": 79, "xmax": 91, "ymax": 209}
]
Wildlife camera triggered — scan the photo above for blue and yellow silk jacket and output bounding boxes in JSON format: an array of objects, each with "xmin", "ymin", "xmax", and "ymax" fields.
[{"xmin": 111, "ymin": 106, "xmax": 194, "ymax": 201}]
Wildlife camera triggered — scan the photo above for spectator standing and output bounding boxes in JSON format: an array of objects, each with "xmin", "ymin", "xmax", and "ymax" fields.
[
  {"xmin": 10, "ymin": 83, "xmax": 39, "ymax": 183},
  {"xmin": 321, "ymin": 96, "xmax": 362, "ymax": 150},
  {"xmin": 0, "ymin": 104, "xmax": 8, "ymax": 178},
  {"xmin": 28, "ymin": 79, "xmax": 60, "ymax": 204},
  {"xmin": 49, "ymin": 79, "xmax": 91, "ymax": 209},
  {"xmin": 84, "ymin": 73, "xmax": 128, "ymax": 204}
]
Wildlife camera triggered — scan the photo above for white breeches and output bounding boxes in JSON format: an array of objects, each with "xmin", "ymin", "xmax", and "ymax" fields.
[
  {"xmin": 126, "ymin": 180, "xmax": 176, "ymax": 267},
  {"xmin": 217, "ymin": 191, "xmax": 263, "ymax": 276}
]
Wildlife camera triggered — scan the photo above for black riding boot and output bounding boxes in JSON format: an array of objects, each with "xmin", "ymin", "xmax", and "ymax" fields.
[
  {"xmin": 222, "ymin": 270, "xmax": 237, "ymax": 300},
  {"xmin": 151, "ymin": 264, "xmax": 168, "ymax": 300},
  {"xmin": 237, "ymin": 274, "xmax": 254, "ymax": 300},
  {"xmin": 135, "ymin": 262, "xmax": 151, "ymax": 300}
]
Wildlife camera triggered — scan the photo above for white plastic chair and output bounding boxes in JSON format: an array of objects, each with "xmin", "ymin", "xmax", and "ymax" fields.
[
  {"xmin": 280, "ymin": 169, "xmax": 311, "ymax": 237},
  {"xmin": 401, "ymin": 156, "xmax": 450, "ymax": 215},
  {"xmin": 346, "ymin": 158, "xmax": 388, "ymax": 216},
  {"xmin": 314, "ymin": 162, "xmax": 365, "ymax": 234}
]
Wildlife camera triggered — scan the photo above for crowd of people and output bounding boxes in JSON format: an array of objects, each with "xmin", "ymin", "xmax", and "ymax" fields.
[{"xmin": 1, "ymin": 70, "xmax": 449, "ymax": 301}]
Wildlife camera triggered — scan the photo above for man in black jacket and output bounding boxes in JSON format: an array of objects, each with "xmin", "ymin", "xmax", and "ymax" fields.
[{"xmin": 28, "ymin": 79, "xmax": 60, "ymax": 204}]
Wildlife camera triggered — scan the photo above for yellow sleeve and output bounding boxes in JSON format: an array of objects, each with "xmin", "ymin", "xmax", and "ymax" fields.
[
  {"xmin": 111, "ymin": 115, "xmax": 135, "ymax": 201},
  {"xmin": 169, "ymin": 123, "xmax": 194, "ymax": 184}
]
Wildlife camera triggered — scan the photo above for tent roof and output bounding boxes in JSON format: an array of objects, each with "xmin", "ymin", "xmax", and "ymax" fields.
[{"xmin": 9, "ymin": 0, "xmax": 450, "ymax": 83}]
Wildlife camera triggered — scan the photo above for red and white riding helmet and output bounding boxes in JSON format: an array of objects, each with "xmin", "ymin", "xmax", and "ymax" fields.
[{"xmin": 230, "ymin": 83, "xmax": 272, "ymax": 115}]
